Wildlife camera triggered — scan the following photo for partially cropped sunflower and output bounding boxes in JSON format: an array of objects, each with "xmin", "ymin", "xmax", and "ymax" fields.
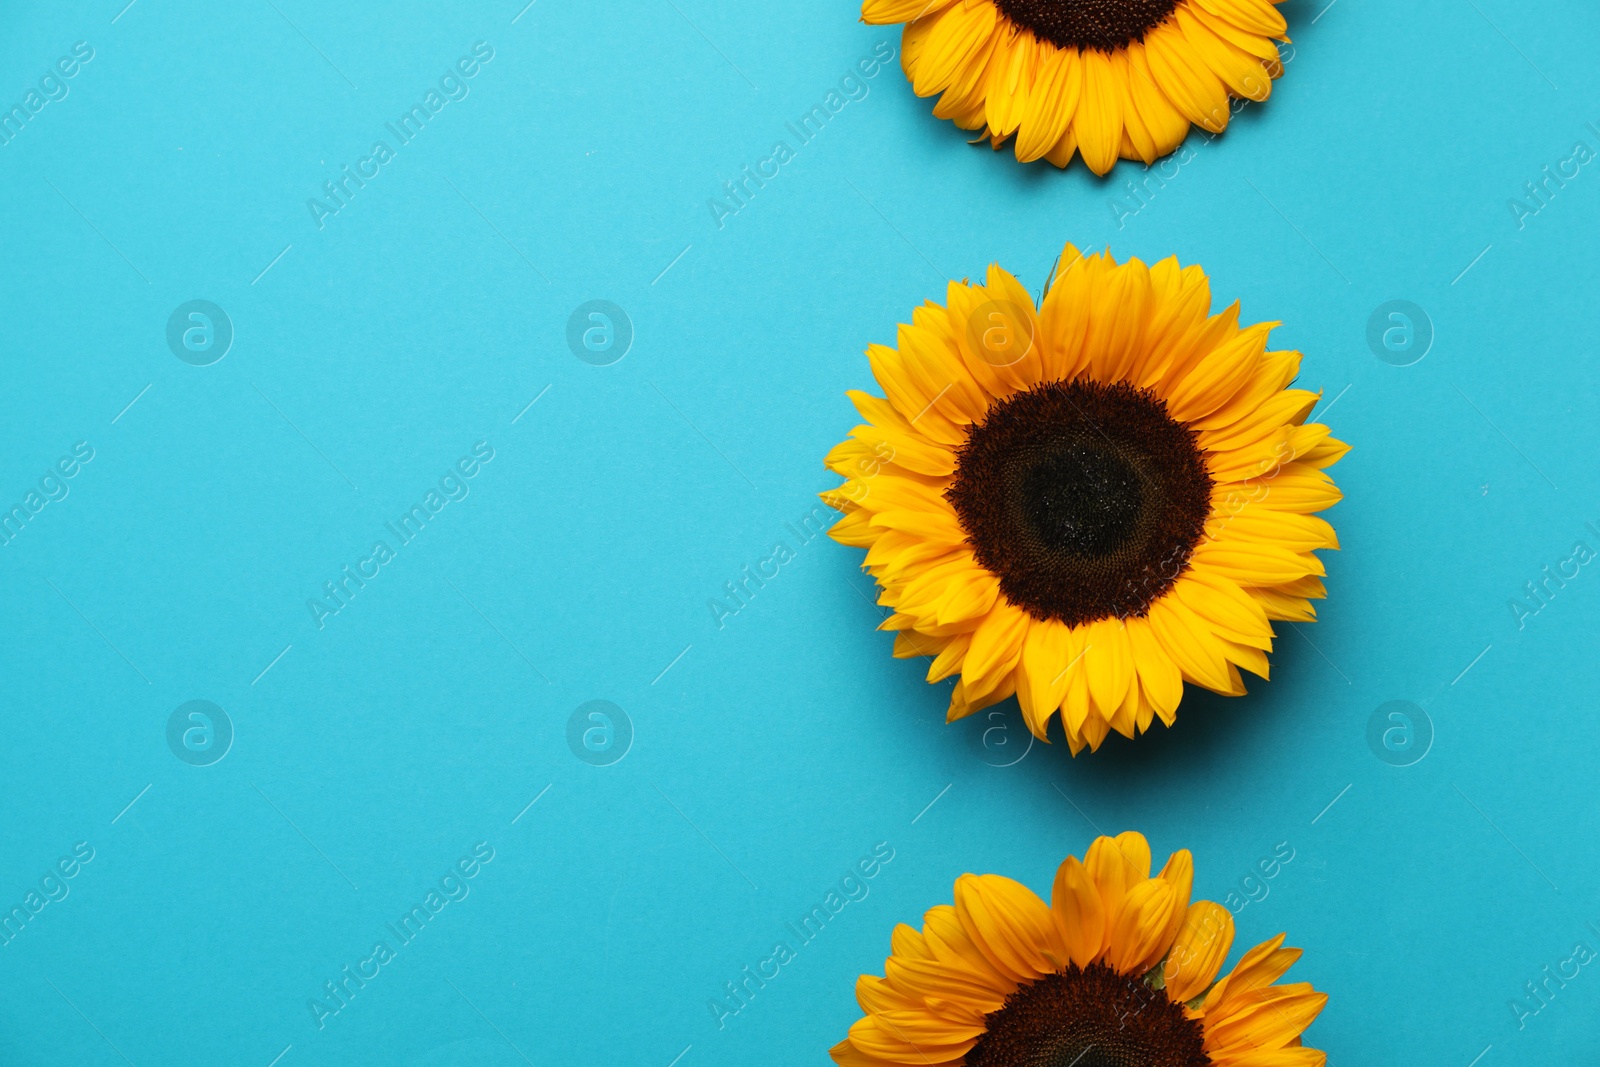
[
  {"xmin": 863, "ymin": 0, "xmax": 1290, "ymax": 172},
  {"xmin": 832, "ymin": 832, "xmax": 1327, "ymax": 1067},
  {"xmin": 823, "ymin": 244, "xmax": 1344, "ymax": 753}
]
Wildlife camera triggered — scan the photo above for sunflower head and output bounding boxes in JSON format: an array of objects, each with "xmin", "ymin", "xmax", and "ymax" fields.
[
  {"xmin": 824, "ymin": 245, "xmax": 1345, "ymax": 753},
  {"xmin": 831, "ymin": 832, "xmax": 1327, "ymax": 1067},
  {"xmin": 862, "ymin": 0, "xmax": 1291, "ymax": 172}
]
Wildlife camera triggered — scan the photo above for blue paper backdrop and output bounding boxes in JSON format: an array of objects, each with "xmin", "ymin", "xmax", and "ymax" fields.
[{"xmin": 1, "ymin": 0, "xmax": 1598, "ymax": 1063}]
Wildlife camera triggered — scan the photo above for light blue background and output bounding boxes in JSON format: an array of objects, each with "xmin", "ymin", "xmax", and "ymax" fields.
[{"xmin": 1, "ymin": 0, "xmax": 1598, "ymax": 1063}]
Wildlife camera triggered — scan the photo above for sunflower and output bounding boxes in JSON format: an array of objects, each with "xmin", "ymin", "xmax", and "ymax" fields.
[
  {"xmin": 831, "ymin": 832, "xmax": 1327, "ymax": 1067},
  {"xmin": 822, "ymin": 245, "xmax": 1345, "ymax": 753},
  {"xmin": 862, "ymin": 0, "xmax": 1290, "ymax": 172}
]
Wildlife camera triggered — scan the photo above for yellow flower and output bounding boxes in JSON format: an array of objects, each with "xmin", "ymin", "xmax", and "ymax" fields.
[
  {"xmin": 861, "ymin": 0, "xmax": 1291, "ymax": 172},
  {"xmin": 824, "ymin": 244, "xmax": 1345, "ymax": 753},
  {"xmin": 831, "ymin": 832, "xmax": 1327, "ymax": 1067}
]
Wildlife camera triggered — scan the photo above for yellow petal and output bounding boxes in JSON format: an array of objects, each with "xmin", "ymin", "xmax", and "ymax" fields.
[
  {"xmin": 847, "ymin": 1011, "xmax": 984, "ymax": 1059},
  {"xmin": 870, "ymin": 342, "xmax": 962, "ymax": 443},
  {"xmin": 1084, "ymin": 831, "xmax": 1151, "ymax": 953},
  {"xmin": 1138, "ymin": 256, "xmax": 1214, "ymax": 388},
  {"xmin": 1082, "ymin": 618, "xmax": 1134, "ymax": 723},
  {"xmin": 983, "ymin": 25, "xmax": 1035, "ymax": 137},
  {"xmin": 1016, "ymin": 46, "xmax": 1081, "ymax": 163},
  {"xmin": 978, "ymin": 263, "xmax": 1045, "ymax": 390},
  {"xmin": 1205, "ymin": 987, "xmax": 1328, "ymax": 1053},
  {"xmin": 1176, "ymin": 5, "xmax": 1272, "ymax": 102},
  {"xmin": 954, "ymin": 873, "xmax": 1066, "ymax": 978},
  {"xmin": 1191, "ymin": 0, "xmax": 1289, "ymax": 39},
  {"xmin": 1016, "ymin": 618, "xmax": 1072, "ymax": 739},
  {"xmin": 1171, "ymin": 572, "xmax": 1274, "ymax": 650},
  {"xmin": 1073, "ymin": 48, "xmax": 1124, "ymax": 175},
  {"xmin": 1163, "ymin": 900, "xmax": 1235, "ymax": 1003},
  {"xmin": 1125, "ymin": 616, "xmax": 1184, "ymax": 726},
  {"xmin": 862, "ymin": 0, "xmax": 959, "ymax": 24},
  {"xmin": 922, "ymin": 902, "xmax": 1016, "ymax": 992},
  {"xmin": 961, "ymin": 598, "xmax": 1030, "ymax": 689},
  {"xmin": 1146, "ymin": 595, "xmax": 1234, "ymax": 691},
  {"xmin": 929, "ymin": 573, "xmax": 1003, "ymax": 628},
  {"xmin": 1201, "ymin": 933, "xmax": 1298, "ymax": 1012},
  {"xmin": 1189, "ymin": 2, "xmax": 1286, "ymax": 59},
  {"xmin": 1038, "ymin": 243, "xmax": 1099, "ymax": 378},
  {"xmin": 1164, "ymin": 321, "xmax": 1273, "ymax": 423},
  {"xmin": 1104, "ymin": 876, "xmax": 1179, "ymax": 975},
  {"xmin": 1111, "ymin": 48, "xmax": 1157, "ymax": 163},
  {"xmin": 870, "ymin": 507, "xmax": 968, "ymax": 544},
  {"xmin": 1043, "ymin": 122, "xmax": 1079, "ymax": 167},
  {"xmin": 1188, "ymin": 540, "xmax": 1324, "ymax": 587},
  {"xmin": 1050, "ymin": 854, "xmax": 1106, "ymax": 968},
  {"xmin": 1144, "ymin": 21, "xmax": 1230, "ymax": 134},
  {"xmin": 946, "ymin": 280, "xmax": 1023, "ymax": 401},
  {"xmin": 910, "ymin": 0, "xmax": 999, "ymax": 98},
  {"xmin": 923, "ymin": 631, "xmax": 970, "ymax": 683},
  {"xmin": 882, "ymin": 955, "xmax": 1003, "ymax": 1016},
  {"xmin": 1155, "ymin": 849, "xmax": 1195, "ymax": 947},
  {"xmin": 1082, "ymin": 255, "xmax": 1155, "ymax": 382},
  {"xmin": 1124, "ymin": 42, "xmax": 1193, "ymax": 160}
]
